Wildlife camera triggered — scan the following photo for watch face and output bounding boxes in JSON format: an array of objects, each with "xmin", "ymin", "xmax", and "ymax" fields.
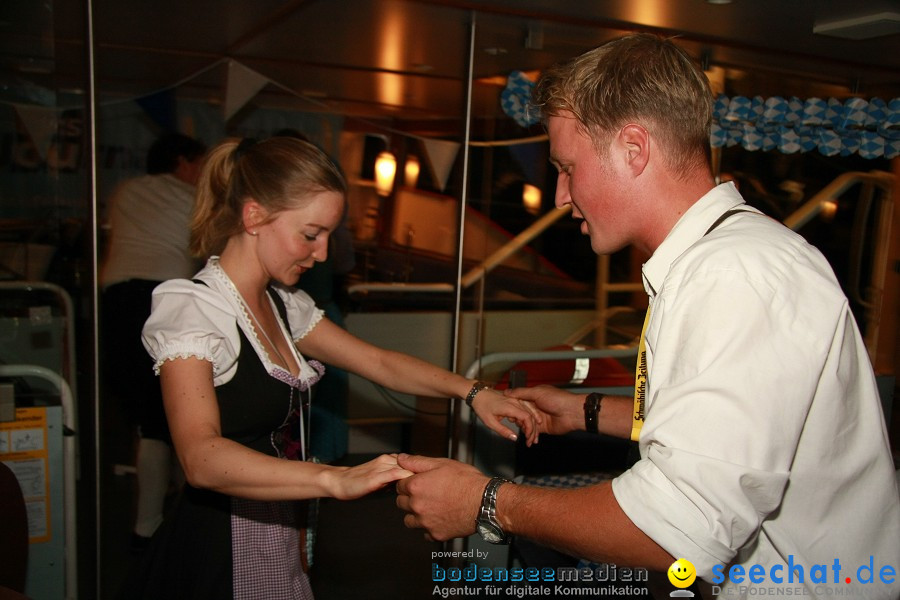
[{"xmin": 477, "ymin": 520, "xmax": 506, "ymax": 544}]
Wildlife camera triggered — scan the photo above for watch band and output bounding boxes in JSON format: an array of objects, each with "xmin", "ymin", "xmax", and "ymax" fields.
[
  {"xmin": 479, "ymin": 476, "xmax": 512, "ymax": 543},
  {"xmin": 584, "ymin": 392, "xmax": 604, "ymax": 434}
]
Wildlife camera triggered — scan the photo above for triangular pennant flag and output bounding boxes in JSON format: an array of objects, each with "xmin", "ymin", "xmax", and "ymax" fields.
[
  {"xmin": 135, "ymin": 89, "xmax": 177, "ymax": 132},
  {"xmin": 14, "ymin": 103, "xmax": 58, "ymax": 160},
  {"xmin": 224, "ymin": 60, "xmax": 270, "ymax": 121},
  {"xmin": 420, "ymin": 138, "xmax": 460, "ymax": 192}
]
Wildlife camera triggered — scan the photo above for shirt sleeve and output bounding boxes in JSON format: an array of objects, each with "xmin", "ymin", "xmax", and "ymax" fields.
[
  {"xmin": 271, "ymin": 284, "xmax": 324, "ymax": 341},
  {"xmin": 141, "ymin": 278, "xmax": 241, "ymax": 378},
  {"xmin": 612, "ymin": 257, "xmax": 831, "ymax": 579}
]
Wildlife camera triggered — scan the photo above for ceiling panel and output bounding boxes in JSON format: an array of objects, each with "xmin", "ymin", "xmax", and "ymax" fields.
[{"xmin": 5, "ymin": 0, "xmax": 899, "ymax": 135}]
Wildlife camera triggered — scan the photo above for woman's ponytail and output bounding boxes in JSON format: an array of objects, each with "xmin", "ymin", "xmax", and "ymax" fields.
[{"xmin": 190, "ymin": 138, "xmax": 241, "ymax": 257}]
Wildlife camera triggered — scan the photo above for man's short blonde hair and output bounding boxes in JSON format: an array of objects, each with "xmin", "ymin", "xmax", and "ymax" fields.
[{"xmin": 531, "ymin": 33, "xmax": 713, "ymax": 178}]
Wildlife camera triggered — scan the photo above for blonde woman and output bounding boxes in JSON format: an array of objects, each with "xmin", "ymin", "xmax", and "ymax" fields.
[{"xmin": 126, "ymin": 136, "xmax": 537, "ymax": 599}]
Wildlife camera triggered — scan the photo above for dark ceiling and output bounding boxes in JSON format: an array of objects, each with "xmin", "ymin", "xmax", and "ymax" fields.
[{"xmin": 4, "ymin": 0, "xmax": 900, "ymax": 137}]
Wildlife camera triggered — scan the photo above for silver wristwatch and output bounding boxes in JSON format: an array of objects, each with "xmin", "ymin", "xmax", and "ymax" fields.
[{"xmin": 476, "ymin": 477, "xmax": 512, "ymax": 544}]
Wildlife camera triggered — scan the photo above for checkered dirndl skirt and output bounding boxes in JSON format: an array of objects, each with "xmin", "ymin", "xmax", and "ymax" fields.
[{"xmin": 231, "ymin": 497, "xmax": 314, "ymax": 600}]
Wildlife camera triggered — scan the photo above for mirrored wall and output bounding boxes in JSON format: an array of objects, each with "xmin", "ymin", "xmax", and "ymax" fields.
[{"xmin": 1, "ymin": 0, "xmax": 95, "ymax": 598}]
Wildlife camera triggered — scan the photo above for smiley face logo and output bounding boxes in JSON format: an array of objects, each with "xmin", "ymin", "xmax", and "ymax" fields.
[{"xmin": 667, "ymin": 558, "xmax": 697, "ymax": 588}]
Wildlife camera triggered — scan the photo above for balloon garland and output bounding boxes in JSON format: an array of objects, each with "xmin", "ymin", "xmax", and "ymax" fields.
[{"xmin": 501, "ymin": 72, "xmax": 899, "ymax": 159}]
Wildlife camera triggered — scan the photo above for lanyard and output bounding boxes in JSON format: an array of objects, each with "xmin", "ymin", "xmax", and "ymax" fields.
[
  {"xmin": 631, "ymin": 307, "xmax": 651, "ymax": 441},
  {"xmin": 630, "ymin": 206, "xmax": 752, "ymax": 442}
]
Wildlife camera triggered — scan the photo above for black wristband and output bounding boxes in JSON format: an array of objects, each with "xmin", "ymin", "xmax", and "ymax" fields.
[{"xmin": 584, "ymin": 393, "xmax": 604, "ymax": 433}]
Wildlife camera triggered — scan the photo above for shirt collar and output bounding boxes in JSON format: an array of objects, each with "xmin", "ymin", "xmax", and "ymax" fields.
[{"xmin": 641, "ymin": 182, "xmax": 746, "ymax": 298}]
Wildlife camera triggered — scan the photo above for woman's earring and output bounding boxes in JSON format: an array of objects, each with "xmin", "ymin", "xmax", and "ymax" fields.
[{"xmin": 249, "ymin": 230, "xmax": 258, "ymax": 236}]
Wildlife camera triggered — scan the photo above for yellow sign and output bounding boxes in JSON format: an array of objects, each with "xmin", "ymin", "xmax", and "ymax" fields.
[{"xmin": 0, "ymin": 407, "xmax": 52, "ymax": 543}]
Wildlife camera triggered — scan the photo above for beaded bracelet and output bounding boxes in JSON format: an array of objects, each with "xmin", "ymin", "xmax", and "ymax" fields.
[{"xmin": 465, "ymin": 381, "xmax": 490, "ymax": 407}]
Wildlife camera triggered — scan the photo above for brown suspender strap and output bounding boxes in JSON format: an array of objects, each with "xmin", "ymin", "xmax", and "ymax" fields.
[{"xmin": 704, "ymin": 208, "xmax": 753, "ymax": 236}]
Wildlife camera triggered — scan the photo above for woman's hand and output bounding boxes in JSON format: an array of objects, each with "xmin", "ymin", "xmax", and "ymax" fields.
[
  {"xmin": 326, "ymin": 453, "xmax": 413, "ymax": 500},
  {"xmin": 471, "ymin": 387, "xmax": 542, "ymax": 445}
]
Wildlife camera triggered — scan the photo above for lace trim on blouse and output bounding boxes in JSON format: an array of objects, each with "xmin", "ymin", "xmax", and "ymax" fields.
[
  {"xmin": 209, "ymin": 257, "xmax": 323, "ymax": 391},
  {"xmin": 297, "ymin": 304, "xmax": 324, "ymax": 340},
  {"xmin": 152, "ymin": 345, "xmax": 218, "ymax": 376}
]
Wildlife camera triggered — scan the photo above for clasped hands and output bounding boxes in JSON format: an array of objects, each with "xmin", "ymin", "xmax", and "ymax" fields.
[{"xmin": 395, "ymin": 384, "xmax": 580, "ymax": 541}]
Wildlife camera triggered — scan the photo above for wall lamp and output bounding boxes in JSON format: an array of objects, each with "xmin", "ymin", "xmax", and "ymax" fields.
[
  {"xmin": 404, "ymin": 155, "xmax": 420, "ymax": 188},
  {"xmin": 375, "ymin": 151, "xmax": 397, "ymax": 196},
  {"xmin": 523, "ymin": 183, "xmax": 542, "ymax": 215}
]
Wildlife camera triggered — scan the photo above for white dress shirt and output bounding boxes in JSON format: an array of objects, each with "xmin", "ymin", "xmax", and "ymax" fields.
[
  {"xmin": 101, "ymin": 173, "xmax": 198, "ymax": 287},
  {"xmin": 612, "ymin": 183, "xmax": 900, "ymax": 599}
]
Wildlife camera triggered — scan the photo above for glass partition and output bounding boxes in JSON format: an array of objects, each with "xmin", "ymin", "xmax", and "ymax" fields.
[
  {"xmin": 1, "ymin": 0, "xmax": 94, "ymax": 597},
  {"xmin": 451, "ymin": 17, "xmax": 642, "ymax": 527}
]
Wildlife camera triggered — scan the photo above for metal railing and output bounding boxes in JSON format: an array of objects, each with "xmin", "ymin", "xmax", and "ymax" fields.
[{"xmin": 348, "ymin": 204, "xmax": 573, "ymax": 297}]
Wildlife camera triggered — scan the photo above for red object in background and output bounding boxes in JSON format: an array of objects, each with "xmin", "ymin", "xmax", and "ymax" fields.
[{"xmin": 493, "ymin": 345, "xmax": 635, "ymax": 390}]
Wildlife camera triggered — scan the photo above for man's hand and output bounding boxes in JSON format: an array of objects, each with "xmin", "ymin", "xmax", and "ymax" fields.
[
  {"xmin": 504, "ymin": 385, "xmax": 584, "ymax": 442},
  {"xmin": 395, "ymin": 454, "xmax": 489, "ymax": 541}
]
